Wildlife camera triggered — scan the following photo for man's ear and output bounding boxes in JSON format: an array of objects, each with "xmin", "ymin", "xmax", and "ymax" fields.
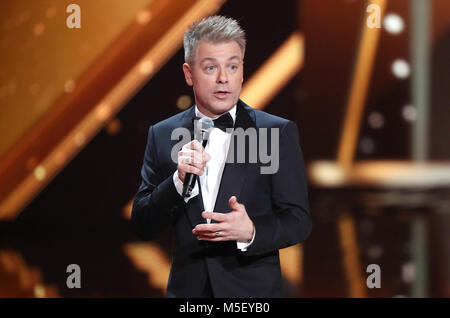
[{"xmin": 183, "ymin": 63, "xmax": 193, "ymax": 86}]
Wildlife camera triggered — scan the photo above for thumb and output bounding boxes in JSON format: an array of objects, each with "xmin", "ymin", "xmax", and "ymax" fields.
[{"xmin": 229, "ymin": 196, "xmax": 241, "ymax": 211}]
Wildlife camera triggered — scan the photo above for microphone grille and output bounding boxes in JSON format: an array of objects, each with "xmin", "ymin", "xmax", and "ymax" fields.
[{"xmin": 194, "ymin": 117, "xmax": 214, "ymax": 141}]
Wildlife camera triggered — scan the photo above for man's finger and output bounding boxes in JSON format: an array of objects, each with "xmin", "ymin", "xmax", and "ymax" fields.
[
  {"xmin": 228, "ymin": 196, "xmax": 242, "ymax": 211},
  {"xmin": 193, "ymin": 223, "xmax": 222, "ymax": 233},
  {"xmin": 190, "ymin": 140, "xmax": 204, "ymax": 152},
  {"xmin": 203, "ymin": 151, "xmax": 211, "ymax": 163},
  {"xmin": 197, "ymin": 232, "xmax": 224, "ymax": 239},
  {"xmin": 180, "ymin": 149, "xmax": 205, "ymax": 162},
  {"xmin": 182, "ymin": 141, "xmax": 194, "ymax": 151},
  {"xmin": 201, "ymin": 211, "xmax": 227, "ymax": 222},
  {"xmin": 179, "ymin": 149, "xmax": 193, "ymax": 158},
  {"xmin": 180, "ymin": 163, "xmax": 203, "ymax": 176},
  {"xmin": 179, "ymin": 155, "xmax": 203, "ymax": 166},
  {"xmin": 178, "ymin": 155, "xmax": 191, "ymax": 165},
  {"xmin": 197, "ymin": 235, "xmax": 226, "ymax": 242},
  {"xmin": 181, "ymin": 140, "xmax": 202, "ymax": 153}
]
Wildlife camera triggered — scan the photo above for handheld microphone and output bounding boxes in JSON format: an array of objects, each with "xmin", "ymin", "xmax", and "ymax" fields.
[{"xmin": 182, "ymin": 117, "xmax": 214, "ymax": 198}]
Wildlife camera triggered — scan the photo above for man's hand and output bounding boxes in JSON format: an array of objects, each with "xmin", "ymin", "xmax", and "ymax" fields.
[
  {"xmin": 192, "ymin": 196, "xmax": 255, "ymax": 242},
  {"xmin": 177, "ymin": 140, "xmax": 210, "ymax": 182}
]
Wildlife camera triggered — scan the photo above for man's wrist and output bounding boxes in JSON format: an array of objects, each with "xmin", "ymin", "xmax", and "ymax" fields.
[
  {"xmin": 173, "ymin": 171, "xmax": 184, "ymax": 196},
  {"xmin": 173, "ymin": 171, "xmax": 199, "ymax": 202},
  {"xmin": 248, "ymin": 223, "xmax": 255, "ymax": 242},
  {"xmin": 237, "ymin": 226, "xmax": 255, "ymax": 251}
]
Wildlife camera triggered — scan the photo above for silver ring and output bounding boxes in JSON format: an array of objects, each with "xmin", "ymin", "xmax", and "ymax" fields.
[{"xmin": 215, "ymin": 231, "xmax": 220, "ymax": 237}]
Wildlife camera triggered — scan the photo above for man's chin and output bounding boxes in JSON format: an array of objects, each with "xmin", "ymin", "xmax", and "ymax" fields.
[{"xmin": 207, "ymin": 100, "xmax": 236, "ymax": 115}]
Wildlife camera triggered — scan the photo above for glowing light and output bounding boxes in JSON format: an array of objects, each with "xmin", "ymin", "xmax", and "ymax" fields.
[
  {"xmin": 383, "ymin": 14, "xmax": 405, "ymax": 34},
  {"xmin": 401, "ymin": 262, "xmax": 415, "ymax": 283},
  {"xmin": 33, "ymin": 23, "xmax": 45, "ymax": 36},
  {"xmin": 308, "ymin": 161, "xmax": 347, "ymax": 187},
  {"xmin": 64, "ymin": 80, "xmax": 76, "ymax": 93},
  {"xmin": 34, "ymin": 165, "xmax": 46, "ymax": 181},
  {"xmin": 34, "ymin": 284, "xmax": 46, "ymax": 298},
  {"xmin": 136, "ymin": 10, "xmax": 152, "ymax": 25},
  {"xmin": 139, "ymin": 60, "xmax": 154, "ymax": 75},
  {"xmin": 402, "ymin": 105, "xmax": 417, "ymax": 122},
  {"xmin": 176, "ymin": 95, "xmax": 192, "ymax": 110},
  {"xmin": 368, "ymin": 112, "xmax": 384, "ymax": 129},
  {"xmin": 392, "ymin": 59, "xmax": 410, "ymax": 79},
  {"xmin": 96, "ymin": 103, "xmax": 111, "ymax": 121}
]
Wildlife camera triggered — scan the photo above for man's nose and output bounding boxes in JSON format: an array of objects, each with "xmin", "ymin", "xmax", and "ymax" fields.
[{"xmin": 217, "ymin": 67, "xmax": 228, "ymax": 83}]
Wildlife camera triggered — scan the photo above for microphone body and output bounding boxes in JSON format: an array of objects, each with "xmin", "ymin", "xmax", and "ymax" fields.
[
  {"xmin": 182, "ymin": 137, "xmax": 208, "ymax": 198},
  {"xmin": 182, "ymin": 117, "xmax": 214, "ymax": 198}
]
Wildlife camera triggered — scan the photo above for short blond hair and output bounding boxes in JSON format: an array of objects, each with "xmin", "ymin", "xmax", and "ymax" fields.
[{"xmin": 183, "ymin": 15, "xmax": 246, "ymax": 63}]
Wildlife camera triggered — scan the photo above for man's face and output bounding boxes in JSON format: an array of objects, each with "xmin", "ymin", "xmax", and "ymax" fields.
[{"xmin": 183, "ymin": 40, "xmax": 244, "ymax": 117}]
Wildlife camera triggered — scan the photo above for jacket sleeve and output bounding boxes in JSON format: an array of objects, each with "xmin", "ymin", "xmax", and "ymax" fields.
[
  {"xmin": 244, "ymin": 120, "xmax": 312, "ymax": 255},
  {"xmin": 131, "ymin": 125, "xmax": 184, "ymax": 240}
]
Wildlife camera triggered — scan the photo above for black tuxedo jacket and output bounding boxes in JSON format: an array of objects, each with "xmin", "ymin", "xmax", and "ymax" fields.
[{"xmin": 131, "ymin": 100, "xmax": 312, "ymax": 297}]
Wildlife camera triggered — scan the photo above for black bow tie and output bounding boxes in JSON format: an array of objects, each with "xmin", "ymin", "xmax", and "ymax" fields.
[
  {"xmin": 213, "ymin": 112, "xmax": 234, "ymax": 132},
  {"xmin": 193, "ymin": 112, "xmax": 234, "ymax": 133}
]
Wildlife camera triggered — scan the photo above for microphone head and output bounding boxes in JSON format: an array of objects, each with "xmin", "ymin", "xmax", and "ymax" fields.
[{"xmin": 194, "ymin": 117, "xmax": 214, "ymax": 141}]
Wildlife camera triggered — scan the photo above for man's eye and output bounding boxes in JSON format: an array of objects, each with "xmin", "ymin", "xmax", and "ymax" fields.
[
  {"xmin": 206, "ymin": 66, "xmax": 215, "ymax": 71},
  {"xmin": 230, "ymin": 65, "xmax": 238, "ymax": 70}
]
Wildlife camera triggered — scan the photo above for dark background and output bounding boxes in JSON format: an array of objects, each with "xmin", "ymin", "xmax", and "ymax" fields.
[{"xmin": 1, "ymin": 0, "xmax": 449, "ymax": 298}]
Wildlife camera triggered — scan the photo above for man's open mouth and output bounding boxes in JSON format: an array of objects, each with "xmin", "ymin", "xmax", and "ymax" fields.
[{"xmin": 214, "ymin": 91, "xmax": 231, "ymax": 98}]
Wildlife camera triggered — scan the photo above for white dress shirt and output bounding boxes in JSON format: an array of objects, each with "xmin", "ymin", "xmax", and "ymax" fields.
[{"xmin": 173, "ymin": 105, "xmax": 255, "ymax": 251}]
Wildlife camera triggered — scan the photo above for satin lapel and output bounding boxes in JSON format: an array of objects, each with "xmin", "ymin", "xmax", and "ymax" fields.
[
  {"xmin": 179, "ymin": 106, "xmax": 207, "ymax": 228},
  {"xmin": 213, "ymin": 100, "xmax": 256, "ymax": 214}
]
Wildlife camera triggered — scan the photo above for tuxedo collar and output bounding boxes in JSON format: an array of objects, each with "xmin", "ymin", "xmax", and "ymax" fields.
[
  {"xmin": 180, "ymin": 99, "xmax": 256, "ymax": 133},
  {"xmin": 195, "ymin": 104, "xmax": 237, "ymax": 124}
]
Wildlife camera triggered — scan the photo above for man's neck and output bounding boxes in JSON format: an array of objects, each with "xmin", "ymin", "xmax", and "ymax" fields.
[{"xmin": 195, "ymin": 104, "xmax": 237, "ymax": 122}]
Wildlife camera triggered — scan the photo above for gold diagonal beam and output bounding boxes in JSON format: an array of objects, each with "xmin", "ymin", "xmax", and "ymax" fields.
[
  {"xmin": 240, "ymin": 31, "xmax": 304, "ymax": 109},
  {"xmin": 338, "ymin": 212, "xmax": 367, "ymax": 298},
  {"xmin": 0, "ymin": 0, "xmax": 226, "ymax": 220},
  {"xmin": 337, "ymin": 0, "xmax": 387, "ymax": 169}
]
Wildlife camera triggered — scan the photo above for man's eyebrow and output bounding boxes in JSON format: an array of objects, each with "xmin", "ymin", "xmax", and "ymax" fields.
[
  {"xmin": 200, "ymin": 56, "xmax": 241, "ymax": 63},
  {"xmin": 200, "ymin": 57, "xmax": 217, "ymax": 63}
]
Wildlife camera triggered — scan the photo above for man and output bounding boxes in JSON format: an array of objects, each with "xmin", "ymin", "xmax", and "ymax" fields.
[{"xmin": 131, "ymin": 15, "xmax": 311, "ymax": 298}]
